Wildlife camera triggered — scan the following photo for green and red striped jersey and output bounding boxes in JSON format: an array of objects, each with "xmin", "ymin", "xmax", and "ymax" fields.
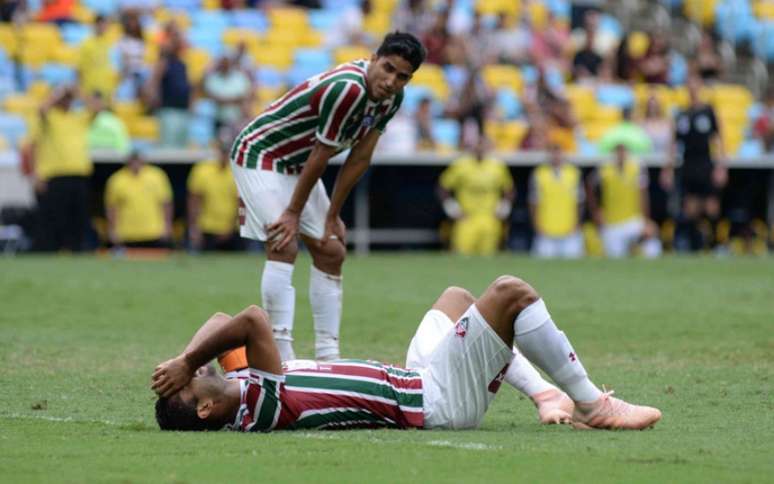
[
  {"xmin": 232, "ymin": 359, "xmax": 424, "ymax": 431},
  {"xmin": 230, "ymin": 59, "xmax": 404, "ymax": 174}
]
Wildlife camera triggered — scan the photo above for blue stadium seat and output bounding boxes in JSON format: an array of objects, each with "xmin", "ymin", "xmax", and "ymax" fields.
[
  {"xmin": 400, "ymin": 85, "xmax": 434, "ymax": 115},
  {"xmin": 38, "ymin": 64, "xmax": 77, "ymax": 86},
  {"xmin": 286, "ymin": 63, "xmax": 325, "ymax": 87},
  {"xmin": 61, "ymin": 23, "xmax": 93, "ymax": 46},
  {"xmin": 256, "ymin": 67, "xmax": 285, "ymax": 88},
  {"xmin": 0, "ymin": 114, "xmax": 27, "ymax": 147},
  {"xmin": 443, "ymin": 64, "xmax": 467, "ymax": 92},
  {"xmin": 738, "ymin": 139, "xmax": 763, "ymax": 158},
  {"xmin": 114, "ymin": 78, "xmax": 138, "ymax": 102},
  {"xmin": 193, "ymin": 98, "xmax": 217, "ymax": 119},
  {"xmin": 230, "ymin": 10, "xmax": 269, "ymax": 32},
  {"xmin": 520, "ymin": 64, "xmax": 539, "ymax": 85},
  {"xmin": 668, "ymin": 52, "xmax": 688, "ymax": 86},
  {"xmin": 309, "ymin": 9, "xmax": 338, "ymax": 32},
  {"xmin": 83, "ymin": 0, "xmax": 118, "ymax": 16},
  {"xmin": 188, "ymin": 117, "xmax": 215, "ymax": 147},
  {"xmin": 547, "ymin": 0, "xmax": 571, "ymax": 18},
  {"xmin": 579, "ymin": 138, "xmax": 599, "ymax": 156},
  {"xmin": 293, "ymin": 49, "xmax": 332, "ymax": 71},
  {"xmin": 431, "ymin": 119, "xmax": 460, "ymax": 147},
  {"xmin": 0, "ymin": 77, "xmax": 15, "ymax": 101},
  {"xmin": 599, "ymin": 14, "xmax": 623, "ymax": 39},
  {"xmin": 163, "ymin": 0, "xmax": 202, "ymax": 13},
  {"xmin": 188, "ymin": 28, "xmax": 225, "ymax": 57},
  {"xmin": 716, "ymin": 1, "xmax": 755, "ymax": 45},
  {"xmin": 192, "ymin": 10, "xmax": 230, "ymax": 30},
  {"xmin": 596, "ymin": 84, "xmax": 634, "ymax": 109},
  {"xmin": 321, "ymin": 0, "xmax": 360, "ymax": 9},
  {"xmin": 495, "ymin": 89, "xmax": 522, "ymax": 119}
]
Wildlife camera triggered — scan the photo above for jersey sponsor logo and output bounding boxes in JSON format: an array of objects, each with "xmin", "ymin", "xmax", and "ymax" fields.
[
  {"xmin": 487, "ymin": 363, "xmax": 510, "ymax": 394},
  {"xmin": 455, "ymin": 317, "xmax": 469, "ymax": 338}
]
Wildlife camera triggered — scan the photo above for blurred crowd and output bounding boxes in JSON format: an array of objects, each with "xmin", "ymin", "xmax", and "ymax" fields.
[{"xmin": 0, "ymin": 0, "xmax": 772, "ymax": 256}]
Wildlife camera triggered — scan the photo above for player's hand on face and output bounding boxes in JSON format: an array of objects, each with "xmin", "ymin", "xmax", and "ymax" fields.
[
  {"xmin": 322, "ymin": 215, "xmax": 346, "ymax": 246},
  {"xmin": 266, "ymin": 209, "xmax": 300, "ymax": 251},
  {"xmin": 151, "ymin": 355, "xmax": 193, "ymax": 398}
]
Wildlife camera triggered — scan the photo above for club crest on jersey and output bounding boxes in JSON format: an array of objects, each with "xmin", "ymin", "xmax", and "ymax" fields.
[
  {"xmin": 455, "ymin": 317, "xmax": 469, "ymax": 338},
  {"xmin": 361, "ymin": 115, "xmax": 375, "ymax": 128}
]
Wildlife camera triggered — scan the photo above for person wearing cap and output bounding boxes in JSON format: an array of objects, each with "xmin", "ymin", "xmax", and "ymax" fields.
[
  {"xmin": 105, "ymin": 151, "xmax": 173, "ymax": 248},
  {"xmin": 187, "ymin": 135, "xmax": 241, "ymax": 251}
]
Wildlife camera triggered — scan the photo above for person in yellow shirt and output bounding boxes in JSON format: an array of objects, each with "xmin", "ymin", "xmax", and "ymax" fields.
[
  {"xmin": 105, "ymin": 151, "xmax": 173, "ymax": 248},
  {"xmin": 78, "ymin": 15, "xmax": 117, "ymax": 100},
  {"xmin": 438, "ymin": 139, "xmax": 514, "ymax": 255},
  {"xmin": 187, "ymin": 138, "xmax": 241, "ymax": 251},
  {"xmin": 25, "ymin": 86, "xmax": 96, "ymax": 252},
  {"xmin": 528, "ymin": 142, "xmax": 584, "ymax": 258},
  {"xmin": 587, "ymin": 143, "xmax": 661, "ymax": 258}
]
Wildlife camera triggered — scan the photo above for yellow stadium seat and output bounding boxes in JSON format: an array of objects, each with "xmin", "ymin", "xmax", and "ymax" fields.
[
  {"xmin": 482, "ymin": 65, "xmax": 523, "ymax": 94},
  {"xmin": 144, "ymin": 44, "xmax": 159, "ymax": 65},
  {"xmin": 476, "ymin": 0, "xmax": 521, "ymax": 17},
  {"xmin": 583, "ymin": 122, "xmax": 614, "ymax": 142},
  {"xmin": 128, "ymin": 116, "xmax": 159, "ymax": 140},
  {"xmin": 268, "ymin": 8, "xmax": 308, "ymax": 28},
  {"xmin": 0, "ymin": 26, "xmax": 18, "ymax": 55},
  {"xmin": 114, "ymin": 101, "xmax": 144, "ymax": 122},
  {"xmin": 27, "ymin": 81, "xmax": 51, "ymax": 102},
  {"xmin": 683, "ymin": 0, "xmax": 718, "ymax": 26},
  {"xmin": 411, "ymin": 65, "xmax": 449, "ymax": 100},
  {"xmin": 754, "ymin": 1, "xmax": 774, "ymax": 19},
  {"xmin": 255, "ymin": 86, "xmax": 286, "ymax": 112},
  {"xmin": 0, "ymin": 134, "xmax": 8, "ymax": 150},
  {"xmin": 527, "ymin": 2, "xmax": 548, "ymax": 30},
  {"xmin": 262, "ymin": 29, "xmax": 304, "ymax": 49},
  {"xmin": 183, "ymin": 48, "xmax": 211, "ymax": 84},
  {"xmin": 3, "ymin": 94, "xmax": 38, "ymax": 119},
  {"xmin": 72, "ymin": 4, "xmax": 95, "ymax": 24},
  {"xmin": 51, "ymin": 44, "xmax": 80, "ymax": 66},
  {"xmin": 18, "ymin": 46, "xmax": 50, "ymax": 68},
  {"xmin": 334, "ymin": 45, "xmax": 371, "ymax": 65},
  {"xmin": 301, "ymin": 30, "xmax": 324, "ymax": 48},
  {"xmin": 564, "ymin": 85, "xmax": 596, "ymax": 122},
  {"xmin": 202, "ymin": 0, "xmax": 219, "ymax": 9},
  {"xmin": 371, "ymin": 0, "xmax": 398, "ymax": 14},
  {"xmin": 496, "ymin": 121, "xmax": 528, "ymax": 150},
  {"xmin": 363, "ymin": 13, "xmax": 391, "ymax": 36},
  {"xmin": 154, "ymin": 9, "xmax": 191, "ymax": 32},
  {"xmin": 711, "ymin": 83, "xmax": 753, "ymax": 107},
  {"xmin": 251, "ymin": 47, "xmax": 293, "ymax": 70},
  {"xmin": 593, "ymin": 105, "xmax": 622, "ymax": 123}
]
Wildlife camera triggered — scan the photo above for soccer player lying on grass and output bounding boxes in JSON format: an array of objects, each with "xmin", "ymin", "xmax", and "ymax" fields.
[{"xmin": 152, "ymin": 275, "xmax": 662, "ymax": 431}]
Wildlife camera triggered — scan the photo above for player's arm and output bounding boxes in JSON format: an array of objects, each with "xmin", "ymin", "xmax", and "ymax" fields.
[
  {"xmin": 151, "ymin": 306, "xmax": 282, "ymax": 398},
  {"xmin": 267, "ymin": 141, "xmax": 338, "ymax": 250},
  {"xmin": 322, "ymin": 129, "xmax": 381, "ymax": 242},
  {"xmin": 709, "ymin": 109, "xmax": 728, "ymax": 187}
]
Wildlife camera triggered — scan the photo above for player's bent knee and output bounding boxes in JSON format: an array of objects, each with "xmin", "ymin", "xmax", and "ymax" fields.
[
  {"xmin": 244, "ymin": 305, "xmax": 271, "ymax": 330},
  {"xmin": 441, "ymin": 286, "xmax": 475, "ymax": 305},
  {"xmin": 492, "ymin": 275, "xmax": 539, "ymax": 312}
]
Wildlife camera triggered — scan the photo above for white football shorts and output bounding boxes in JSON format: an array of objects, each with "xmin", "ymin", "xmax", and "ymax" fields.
[
  {"xmin": 231, "ymin": 163, "xmax": 330, "ymax": 241},
  {"xmin": 406, "ymin": 305, "xmax": 514, "ymax": 430}
]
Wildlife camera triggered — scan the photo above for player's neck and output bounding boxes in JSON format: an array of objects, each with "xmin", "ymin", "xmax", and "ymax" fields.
[{"xmin": 223, "ymin": 379, "xmax": 242, "ymax": 418}]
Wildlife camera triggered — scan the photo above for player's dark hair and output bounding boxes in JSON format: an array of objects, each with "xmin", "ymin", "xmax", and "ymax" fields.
[
  {"xmin": 376, "ymin": 31, "xmax": 426, "ymax": 71},
  {"xmin": 155, "ymin": 395, "xmax": 222, "ymax": 432}
]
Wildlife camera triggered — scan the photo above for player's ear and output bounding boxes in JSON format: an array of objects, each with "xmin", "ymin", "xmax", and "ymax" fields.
[
  {"xmin": 370, "ymin": 53, "xmax": 378, "ymax": 63},
  {"xmin": 196, "ymin": 399, "xmax": 213, "ymax": 420}
]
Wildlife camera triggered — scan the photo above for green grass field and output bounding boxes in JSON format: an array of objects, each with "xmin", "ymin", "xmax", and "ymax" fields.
[{"xmin": 1, "ymin": 254, "xmax": 772, "ymax": 483}]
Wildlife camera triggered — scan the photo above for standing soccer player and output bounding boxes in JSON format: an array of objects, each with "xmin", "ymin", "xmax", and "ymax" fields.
[{"xmin": 230, "ymin": 32, "xmax": 426, "ymax": 361}]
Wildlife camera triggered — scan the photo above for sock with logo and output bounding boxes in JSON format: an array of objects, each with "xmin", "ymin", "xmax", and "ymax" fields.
[{"xmin": 513, "ymin": 299, "xmax": 602, "ymax": 403}]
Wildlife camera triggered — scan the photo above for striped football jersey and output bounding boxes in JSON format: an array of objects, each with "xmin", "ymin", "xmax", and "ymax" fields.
[
  {"xmin": 232, "ymin": 359, "xmax": 424, "ymax": 431},
  {"xmin": 230, "ymin": 59, "xmax": 404, "ymax": 174}
]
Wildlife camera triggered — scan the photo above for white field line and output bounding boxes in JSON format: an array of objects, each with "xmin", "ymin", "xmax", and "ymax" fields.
[
  {"xmin": 2, "ymin": 413, "xmax": 123, "ymax": 426},
  {"xmin": 295, "ymin": 432, "xmax": 501, "ymax": 451}
]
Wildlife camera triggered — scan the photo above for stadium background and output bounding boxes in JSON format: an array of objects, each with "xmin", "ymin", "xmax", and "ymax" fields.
[{"xmin": 0, "ymin": 0, "xmax": 773, "ymax": 254}]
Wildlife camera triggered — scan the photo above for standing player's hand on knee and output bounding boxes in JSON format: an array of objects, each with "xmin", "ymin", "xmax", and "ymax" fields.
[
  {"xmin": 267, "ymin": 209, "xmax": 300, "ymax": 251},
  {"xmin": 322, "ymin": 215, "xmax": 346, "ymax": 246},
  {"xmin": 151, "ymin": 355, "xmax": 193, "ymax": 397}
]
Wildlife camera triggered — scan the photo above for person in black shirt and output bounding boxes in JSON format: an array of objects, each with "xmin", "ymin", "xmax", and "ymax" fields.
[{"xmin": 661, "ymin": 76, "xmax": 727, "ymax": 251}]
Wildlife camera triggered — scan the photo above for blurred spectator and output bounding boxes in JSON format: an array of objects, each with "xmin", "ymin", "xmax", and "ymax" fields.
[
  {"xmin": 187, "ymin": 136, "xmax": 240, "ymax": 252},
  {"xmin": 640, "ymin": 94, "xmax": 672, "ymax": 153},
  {"xmin": 36, "ymin": 0, "xmax": 74, "ymax": 25},
  {"xmin": 520, "ymin": 104, "xmax": 550, "ymax": 151},
  {"xmin": 570, "ymin": 9, "xmax": 617, "ymax": 58},
  {"xmin": 598, "ymin": 107, "xmax": 652, "ymax": 155},
  {"xmin": 23, "ymin": 86, "xmax": 95, "ymax": 252},
  {"xmin": 662, "ymin": 76, "xmax": 727, "ymax": 251},
  {"xmin": 118, "ymin": 9, "xmax": 147, "ymax": 97},
  {"xmin": 487, "ymin": 13, "xmax": 530, "ymax": 65},
  {"xmin": 524, "ymin": 69, "xmax": 578, "ymax": 152},
  {"xmin": 693, "ymin": 29, "xmax": 723, "ymax": 82},
  {"xmin": 78, "ymin": 15, "xmax": 116, "ymax": 100},
  {"xmin": 87, "ymin": 93, "xmax": 131, "ymax": 155},
  {"xmin": 105, "ymin": 151, "xmax": 172, "ymax": 248},
  {"xmin": 202, "ymin": 53, "xmax": 253, "ymax": 132},
  {"xmin": 325, "ymin": 0, "xmax": 372, "ymax": 48},
  {"xmin": 144, "ymin": 23, "xmax": 191, "ymax": 147},
  {"xmin": 445, "ymin": 65, "xmax": 493, "ymax": 148},
  {"xmin": 422, "ymin": 9, "xmax": 454, "ymax": 65},
  {"xmin": 529, "ymin": 141, "xmax": 584, "ymax": 258},
  {"xmin": 638, "ymin": 32, "xmax": 669, "ymax": 84},
  {"xmin": 586, "ymin": 143, "xmax": 661, "ymax": 258},
  {"xmin": 0, "ymin": 1, "xmax": 26, "ymax": 23},
  {"xmin": 415, "ymin": 97, "xmax": 436, "ymax": 150},
  {"xmin": 437, "ymin": 138, "xmax": 514, "ymax": 256},
  {"xmin": 530, "ymin": 13, "xmax": 571, "ymax": 73},
  {"xmin": 572, "ymin": 25, "xmax": 603, "ymax": 81},
  {"xmin": 392, "ymin": 0, "xmax": 434, "ymax": 37},
  {"xmin": 613, "ymin": 32, "xmax": 638, "ymax": 82},
  {"xmin": 291, "ymin": 0, "xmax": 322, "ymax": 8},
  {"xmin": 753, "ymin": 87, "xmax": 774, "ymax": 152}
]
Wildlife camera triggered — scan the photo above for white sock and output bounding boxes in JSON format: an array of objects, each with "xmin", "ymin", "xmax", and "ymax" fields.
[
  {"xmin": 261, "ymin": 260, "xmax": 296, "ymax": 362},
  {"xmin": 505, "ymin": 348, "xmax": 557, "ymax": 397},
  {"xmin": 513, "ymin": 299, "xmax": 602, "ymax": 403},
  {"xmin": 309, "ymin": 265, "xmax": 342, "ymax": 360}
]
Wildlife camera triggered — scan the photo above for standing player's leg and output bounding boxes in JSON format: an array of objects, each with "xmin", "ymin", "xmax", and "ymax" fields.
[
  {"xmin": 476, "ymin": 275, "xmax": 661, "ymax": 430},
  {"xmin": 231, "ymin": 165, "xmax": 299, "ymax": 362}
]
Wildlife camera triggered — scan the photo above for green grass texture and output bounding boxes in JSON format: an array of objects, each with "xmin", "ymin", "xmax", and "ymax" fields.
[{"xmin": 1, "ymin": 254, "xmax": 772, "ymax": 483}]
